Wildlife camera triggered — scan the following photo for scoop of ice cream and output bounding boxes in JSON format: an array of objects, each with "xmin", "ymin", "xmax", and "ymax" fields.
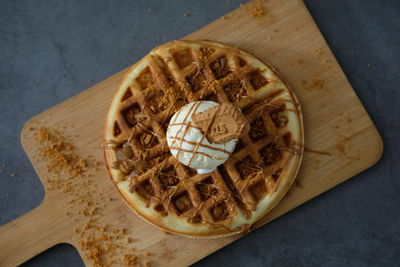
[{"xmin": 166, "ymin": 101, "xmax": 237, "ymax": 174}]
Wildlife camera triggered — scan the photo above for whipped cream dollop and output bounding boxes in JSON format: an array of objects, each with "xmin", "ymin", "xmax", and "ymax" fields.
[{"xmin": 166, "ymin": 101, "xmax": 237, "ymax": 174}]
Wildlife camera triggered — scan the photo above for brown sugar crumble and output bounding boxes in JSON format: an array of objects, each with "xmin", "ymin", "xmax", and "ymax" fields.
[
  {"xmin": 79, "ymin": 159, "xmax": 88, "ymax": 167},
  {"xmin": 301, "ymin": 79, "xmax": 326, "ymax": 91},
  {"xmin": 334, "ymin": 133, "xmax": 359, "ymax": 161},
  {"xmin": 123, "ymin": 254, "xmax": 137, "ymax": 266},
  {"xmin": 183, "ymin": 12, "xmax": 190, "ymax": 17},
  {"xmin": 243, "ymin": 0, "xmax": 268, "ymax": 18},
  {"xmin": 314, "ymin": 48, "xmax": 324, "ymax": 59},
  {"xmin": 143, "ymin": 259, "xmax": 151, "ymax": 267},
  {"xmin": 30, "ymin": 126, "xmax": 151, "ymax": 266},
  {"xmin": 35, "ymin": 127, "xmax": 84, "ymax": 178}
]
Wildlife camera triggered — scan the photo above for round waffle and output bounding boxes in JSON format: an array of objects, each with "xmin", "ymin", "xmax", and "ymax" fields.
[{"xmin": 104, "ymin": 40, "xmax": 303, "ymax": 238}]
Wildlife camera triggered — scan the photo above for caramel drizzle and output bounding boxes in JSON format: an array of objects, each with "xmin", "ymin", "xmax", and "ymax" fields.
[
  {"xmin": 168, "ymin": 122, "xmax": 202, "ymax": 130},
  {"xmin": 144, "ymin": 161, "xmax": 180, "ymax": 209},
  {"xmin": 171, "ymin": 101, "xmax": 202, "ymax": 160},
  {"xmin": 168, "ymin": 147, "xmax": 213, "ymax": 159},
  {"xmin": 168, "ymin": 136, "xmax": 231, "ymax": 154},
  {"xmin": 187, "ymin": 103, "xmax": 222, "ymax": 168}
]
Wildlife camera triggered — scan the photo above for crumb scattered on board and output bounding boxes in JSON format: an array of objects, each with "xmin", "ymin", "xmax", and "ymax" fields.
[
  {"xmin": 296, "ymin": 58, "xmax": 304, "ymax": 65},
  {"xmin": 301, "ymin": 79, "xmax": 326, "ymax": 91},
  {"xmin": 241, "ymin": 0, "xmax": 269, "ymax": 18},
  {"xmin": 314, "ymin": 48, "xmax": 324, "ymax": 59},
  {"xmin": 30, "ymin": 126, "xmax": 152, "ymax": 267},
  {"xmin": 295, "ymin": 179, "xmax": 304, "ymax": 188},
  {"xmin": 335, "ymin": 133, "xmax": 361, "ymax": 162}
]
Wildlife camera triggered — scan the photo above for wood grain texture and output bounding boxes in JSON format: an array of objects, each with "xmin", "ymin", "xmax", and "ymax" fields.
[{"xmin": 0, "ymin": 0, "xmax": 383, "ymax": 266}]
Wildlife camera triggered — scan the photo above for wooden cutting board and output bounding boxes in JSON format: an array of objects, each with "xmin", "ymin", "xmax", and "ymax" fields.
[{"xmin": 0, "ymin": 0, "xmax": 383, "ymax": 266}]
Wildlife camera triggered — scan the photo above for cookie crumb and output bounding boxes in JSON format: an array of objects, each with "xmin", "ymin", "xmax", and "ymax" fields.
[
  {"xmin": 143, "ymin": 259, "xmax": 151, "ymax": 267},
  {"xmin": 314, "ymin": 48, "xmax": 324, "ymax": 58},
  {"xmin": 302, "ymin": 79, "xmax": 325, "ymax": 91},
  {"xmin": 296, "ymin": 58, "xmax": 304, "ymax": 65},
  {"xmin": 79, "ymin": 159, "xmax": 87, "ymax": 167},
  {"xmin": 123, "ymin": 254, "xmax": 137, "ymax": 266},
  {"xmin": 243, "ymin": 0, "xmax": 268, "ymax": 18}
]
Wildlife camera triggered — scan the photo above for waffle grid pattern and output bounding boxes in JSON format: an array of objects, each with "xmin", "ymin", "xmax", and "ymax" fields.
[{"xmin": 105, "ymin": 40, "xmax": 303, "ymax": 236}]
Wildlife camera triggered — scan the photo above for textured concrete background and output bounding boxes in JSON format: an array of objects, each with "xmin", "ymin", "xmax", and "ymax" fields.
[{"xmin": 1, "ymin": 0, "xmax": 399, "ymax": 266}]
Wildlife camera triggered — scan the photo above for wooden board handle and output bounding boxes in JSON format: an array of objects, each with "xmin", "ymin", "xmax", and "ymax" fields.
[{"xmin": 0, "ymin": 198, "xmax": 72, "ymax": 266}]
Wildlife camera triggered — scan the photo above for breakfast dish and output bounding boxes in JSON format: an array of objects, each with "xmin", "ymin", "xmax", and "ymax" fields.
[{"xmin": 104, "ymin": 40, "xmax": 303, "ymax": 238}]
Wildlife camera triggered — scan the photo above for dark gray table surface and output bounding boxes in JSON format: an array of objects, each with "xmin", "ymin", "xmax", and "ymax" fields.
[{"xmin": 1, "ymin": 0, "xmax": 399, "ymax": 266}]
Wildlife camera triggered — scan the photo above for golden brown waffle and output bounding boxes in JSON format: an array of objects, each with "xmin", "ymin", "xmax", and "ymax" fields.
[{"xmin": 104, "ymin": 40, "xmax": 303, "ymax": 238}]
